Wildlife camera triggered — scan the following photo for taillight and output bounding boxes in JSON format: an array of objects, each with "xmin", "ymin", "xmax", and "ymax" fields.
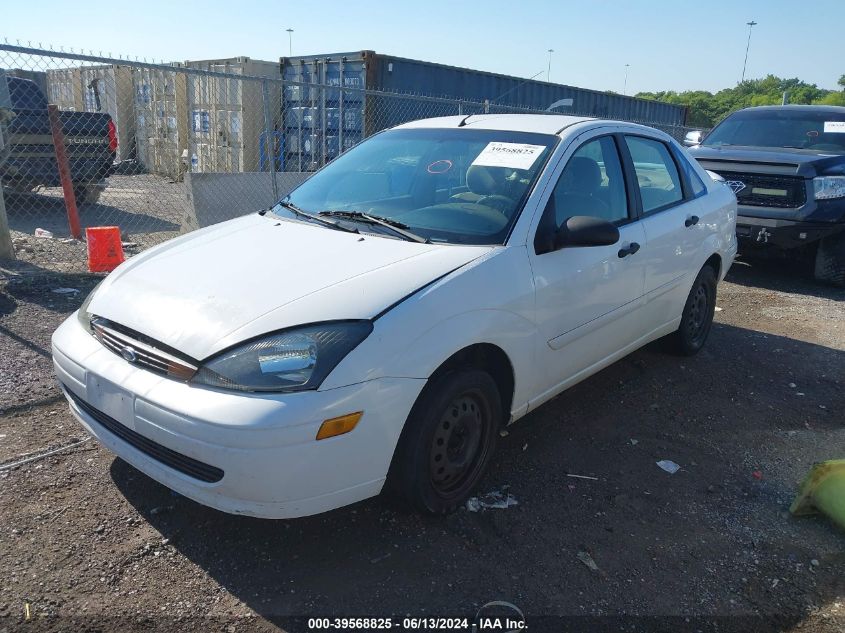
[{"xmin": 107, "ymin": 119, "xmax": 118, "ymax": 152}]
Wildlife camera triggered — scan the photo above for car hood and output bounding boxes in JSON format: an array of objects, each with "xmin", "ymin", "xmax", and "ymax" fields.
[
  {"xmin": 690, "ymin": 145, "xmax": 845, "ymax": 177},
  {"xmin": 90, "ymin": 213, "xmax": 493, "ymax": 359}
]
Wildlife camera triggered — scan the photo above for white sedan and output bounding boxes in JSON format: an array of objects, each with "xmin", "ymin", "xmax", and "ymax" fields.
[{"xmin": 52, "ymin": 114, "xmax": 737, "ymax": 518}]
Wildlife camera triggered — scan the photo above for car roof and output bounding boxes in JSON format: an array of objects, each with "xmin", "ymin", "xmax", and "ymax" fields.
[
  {"xmin": 395, "ymin": 114, "xmax": 597, "ymax": 136},
  {"xmin": 738, "ymin": 104, "xmax": 845, "ymax": 114}
]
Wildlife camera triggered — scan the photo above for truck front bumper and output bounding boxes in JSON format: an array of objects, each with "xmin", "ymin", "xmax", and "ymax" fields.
[{"xmin": 736, "ymin": 215, "xmax": 845, "ymax": 250}]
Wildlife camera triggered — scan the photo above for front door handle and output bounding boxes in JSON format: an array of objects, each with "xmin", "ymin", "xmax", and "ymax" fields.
[
  {"xmin": 685, "ymin": 215, "xmax": 700, "ymax": 227},
  {"xmin": 618, "ymin": 242, "xmax": 640, "ymax": 258}
]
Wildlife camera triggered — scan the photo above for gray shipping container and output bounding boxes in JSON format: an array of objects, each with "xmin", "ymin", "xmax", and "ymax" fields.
[
  {"xmin": 184, "ymin": 57, "xmax": 281, "ymax": 173},
  {"xmin": 134, "ymin": 64, "xmax": 188, "ymax": 179},
  {"xmin": 280, "ymin": 50, "xmax": 688, "ymax": 171}
]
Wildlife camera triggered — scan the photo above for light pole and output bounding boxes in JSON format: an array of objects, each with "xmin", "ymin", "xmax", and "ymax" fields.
[
  {"xmin": 623, "ymin": 63, "xmax": 630, "ymax": 95},
  {"xmin": 741, "ymin": 21, "xmax": 757, "ymax": 83},
  {"xmin": 547, "ymin": 49, "xmax": 554, "ymax": 83},
  {"xmin": 286, "ymin": 28, "xmax": 294, "ymax": 57}
]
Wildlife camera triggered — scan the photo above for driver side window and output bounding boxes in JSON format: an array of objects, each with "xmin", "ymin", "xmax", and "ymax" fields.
[{"xmin": 545, "ymin": 136, "xmax": 629, "ymax": 231}]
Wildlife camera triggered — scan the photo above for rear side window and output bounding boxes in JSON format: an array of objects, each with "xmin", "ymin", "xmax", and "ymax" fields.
[
  {"xmin": 625, "ymin": 136, "xmax": 684, "ymax": 213},
  {"xmin": 675, "ymin": 149, "xmax": 707, "ymax": 197}
]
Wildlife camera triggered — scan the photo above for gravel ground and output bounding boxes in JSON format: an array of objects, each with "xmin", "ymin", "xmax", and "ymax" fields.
[
  {"xmin": 2, "ymin": 175, "xmax": 186, "ymax": 274},
  {"xmin": 0, "ymin": 256, "xmax": 843, "ymax": 633}
]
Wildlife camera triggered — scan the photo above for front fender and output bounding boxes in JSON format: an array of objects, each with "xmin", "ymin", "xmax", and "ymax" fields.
[
  {"xmin": 321, "ymin": 247, "xmax": 537, "ymax": 418},
  {"xmin": 389, "ymin": 309, "xmax": 535, "ymax": 416}
]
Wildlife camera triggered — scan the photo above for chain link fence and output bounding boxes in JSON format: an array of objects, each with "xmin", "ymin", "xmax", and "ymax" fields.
[{"xmin": 0, "ymin": 44, "xmax": 704, "ymax": 277}]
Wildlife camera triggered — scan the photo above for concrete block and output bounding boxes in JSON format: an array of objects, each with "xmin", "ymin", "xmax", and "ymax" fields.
[{"xmin": 182, "ymin": 171, "xmax": 309, "ymax": 232}]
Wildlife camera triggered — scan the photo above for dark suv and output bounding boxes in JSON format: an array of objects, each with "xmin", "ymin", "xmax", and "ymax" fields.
[{"xmin": 687, "ymin": 105, "xmax": 845, "ymax": 286}]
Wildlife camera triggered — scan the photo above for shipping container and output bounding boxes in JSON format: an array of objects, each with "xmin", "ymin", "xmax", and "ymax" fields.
[
  {"xmin": 134, "ymin": 64, "xmax": 188, "ymax": 178},
  {"xmin": 46, "ymin": 68, "xmax": 83, "ymax": 111},
  {"xmin": 280, "ymin": 51, "xmax": 688, "ymax": 170},
  {"xmin": 47, "ymin": 65, "xmax": 136, "ymax": 161},
  {"xmin": 184, "ymin": 57, "xmax": 281, "ymax": 173}
]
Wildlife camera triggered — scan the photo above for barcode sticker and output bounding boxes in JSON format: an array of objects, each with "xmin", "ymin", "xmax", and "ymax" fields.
[{"xmin": 471, "ymin": 142, "xmax": 546, "ymax": 170}]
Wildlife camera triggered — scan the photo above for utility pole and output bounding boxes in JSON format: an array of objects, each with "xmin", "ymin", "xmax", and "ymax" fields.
[
  {"xmin": 0, "ymin": 188, "xmax": 13, "ymax": 260},
  {"xmin": 0, "ymin": 72, "xmax": 13, "ymax": 259},
  {"xmin": 741, "ymin": 21, "xmax": 757, "ymax": 83},
  {"xmin": 547, "ymin": 49, "xmax": 554, "ymax": 83},
  {"xmin": 623, "ymin": 63, "xmax": 630, "ymax": 95},
  {"xmin": 286, "ymin": 28, "xmax": 294, "ymax": 57}
]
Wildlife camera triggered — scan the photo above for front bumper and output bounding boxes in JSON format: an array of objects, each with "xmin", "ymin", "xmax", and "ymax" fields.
[
  {"xmin": 51, "ymin": 314, "xmax": 424, "ymax": 519},
  {"xmin": 736, "ymin": 214, "xmax": 845, "ymax": 249}
]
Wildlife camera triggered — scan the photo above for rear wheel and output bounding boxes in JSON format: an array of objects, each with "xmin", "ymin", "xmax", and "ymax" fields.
[
  {"xmin": 814, "ymin": 233, "xmax": 845, "ymax": 287},
  {"xmin": 73, "ymin": 184, "xmax": 103, "ymax": 206},
  {"xmin": 387, "ymin": 369, "xmax": 500, "ymax": 514},
  {"xmin": 670, "ymin": 265, "xmax": 717, "ymax": 356}
]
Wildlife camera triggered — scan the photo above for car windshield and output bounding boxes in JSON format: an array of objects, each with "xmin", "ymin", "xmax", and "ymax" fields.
[
  {"xmin": 703, "ymin": 109, "xmax": 845, "ymax": 153},
  {"xmin": 274, "ymin": 128, "xmax": 558, "ymax": 245}
]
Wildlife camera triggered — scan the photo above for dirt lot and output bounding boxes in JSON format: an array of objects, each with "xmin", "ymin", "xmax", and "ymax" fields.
[
  {"xmin": 0, "ymin": 257, "xmax": 843, "ymax": 632},
  {"xmin": 2, "ymin": 175, "xmax": 186, "ymax": 274}
]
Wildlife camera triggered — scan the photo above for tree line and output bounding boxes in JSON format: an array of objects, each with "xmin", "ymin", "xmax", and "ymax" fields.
[{"xmin": 635, "ymin": 75, "xmax": 845, "ymax": 128}]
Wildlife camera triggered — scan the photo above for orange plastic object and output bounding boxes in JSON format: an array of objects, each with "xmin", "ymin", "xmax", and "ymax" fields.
[{"xmin": 86, "ymin": 226, "xmax": 125, "ymax": 272}]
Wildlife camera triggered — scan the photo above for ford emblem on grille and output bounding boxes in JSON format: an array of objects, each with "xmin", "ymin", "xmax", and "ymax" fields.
[
  {"xmin": 725, "ymin": 180, "xmax": 747, "ymax": 194},
  {"xmin": 121, "ymin": 346, "xmax": 138, "ymax": 363}
]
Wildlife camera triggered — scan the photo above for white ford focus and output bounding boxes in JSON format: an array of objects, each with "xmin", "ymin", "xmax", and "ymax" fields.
[{"xmin": 52, "ymin": 114, "xmax": 737, "ymax": 518}]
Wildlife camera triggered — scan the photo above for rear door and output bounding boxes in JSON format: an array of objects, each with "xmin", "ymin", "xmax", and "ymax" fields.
[
  {"xmin": 621, "ymin": 134, "xmax": 706, "ymax": 328},
  {"xmin": 528, "ymin": 131, "xmax": 647, "ymax": 407}
]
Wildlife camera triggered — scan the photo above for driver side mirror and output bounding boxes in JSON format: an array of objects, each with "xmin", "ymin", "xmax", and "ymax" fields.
[
  {"xmin": 683, "ymin": 130, "xmax": 704, "ymax": 147},
  {"xmin": 553, "ymin": 215, "xmax": 620, "ymax": 250}
]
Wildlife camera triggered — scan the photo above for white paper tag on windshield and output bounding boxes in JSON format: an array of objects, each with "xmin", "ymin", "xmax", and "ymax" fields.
[
  {"xmin": 471, "ymin": 142, "xmax": 546, "ymax": 170},
  {"xmin": 824, "ymin": 121, "xmax": 845, "ymax": 133}
]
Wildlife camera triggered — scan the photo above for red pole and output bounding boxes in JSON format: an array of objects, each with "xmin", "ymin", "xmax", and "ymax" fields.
[{"xmin": 47, "ymin": 104, "xmax": 82, "ymax": 240}]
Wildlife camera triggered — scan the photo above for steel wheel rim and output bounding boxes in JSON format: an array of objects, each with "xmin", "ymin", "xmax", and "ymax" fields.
[
  {"xmin": 430, "ymin": 392, "xmax": 488, "ymax": 494},
  {"xmin": 687, "ymin": 283, "xmax": 710, "ymax": 341}
]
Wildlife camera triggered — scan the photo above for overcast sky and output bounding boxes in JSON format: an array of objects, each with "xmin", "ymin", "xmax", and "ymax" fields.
[{"xmin": 4, "ymin": 0, "xmax": 844, "ymax": 95}]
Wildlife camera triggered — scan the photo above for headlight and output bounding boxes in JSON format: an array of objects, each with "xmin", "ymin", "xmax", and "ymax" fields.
[
  {"xmin": 76, "ymin": 280, "xmax": 104, "ymax": 334},
  {"xmin": 814, "ymin": 176, "xmax": 845, "ymax": 200},
  {"xmin": 192, "ymin": 321, "xmax": 373, "ymax": 392}
]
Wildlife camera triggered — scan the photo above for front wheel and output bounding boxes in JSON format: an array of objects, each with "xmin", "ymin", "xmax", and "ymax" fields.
[
  {"xmin": 387, "ymin": 369, "xmax": 501, "ymax": 514},
  {"xmin": 670, "ymin": 265, "xmax": 717, "ymax": 356},
  {"xmin": 814, "ymin": 233, "xmax": 845, "ymax": 287}
]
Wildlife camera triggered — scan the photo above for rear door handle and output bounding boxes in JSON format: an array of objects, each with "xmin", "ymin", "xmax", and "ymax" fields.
[
  {"xmin": 685, "ymin": 215, "xmax": 700, "ymax": 227},
  {"xmin": 618, "ymin": 242, "xmax": 640, "ymax": 258}
]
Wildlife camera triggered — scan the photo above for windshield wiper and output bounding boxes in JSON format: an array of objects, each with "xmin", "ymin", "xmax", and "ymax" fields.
[
  {"xmin": 275, "ymin": 201, "xmax": 358, "ymax": 233},
  {"xmin": 319, "ymin": 211, "xmax": 429, "ymax": 243}
]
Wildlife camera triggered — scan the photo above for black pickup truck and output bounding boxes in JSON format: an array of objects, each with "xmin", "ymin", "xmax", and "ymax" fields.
[
  {"xmin": 688, "ymin": 105, "xmax": 845, "ymax": 286},
  {"xmin": 1, "ymin": 75, "xmax": 116, "ymax": 204}
]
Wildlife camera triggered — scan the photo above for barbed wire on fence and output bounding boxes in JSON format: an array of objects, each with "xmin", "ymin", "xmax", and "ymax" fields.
[{"xmin": 0, "ymin": 44, "xmax": 705, "ymax": 276}]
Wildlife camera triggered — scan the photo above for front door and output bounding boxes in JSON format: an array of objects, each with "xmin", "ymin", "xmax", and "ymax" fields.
[{"xmin": 529, "ymin": 133, "xmax": 647, "ymax": 408}]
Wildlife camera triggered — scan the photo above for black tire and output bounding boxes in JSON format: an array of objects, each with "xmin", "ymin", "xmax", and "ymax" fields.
[
  {"xmin": 73, "ymin": 184, "xmax": 102, "ymax": 206},
  {"xmin": 387, "ymin": 369, "xmax": 501, "ymax": 515},
  {"xmin": 814, "ymin": 233, "xmax": 845, "ymax": 287},
  {"xmin": 670, "ymin": 265, "xmax": 717, "ymax": 356}
]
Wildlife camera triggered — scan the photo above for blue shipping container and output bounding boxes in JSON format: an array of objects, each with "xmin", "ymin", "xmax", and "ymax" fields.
[{"xmin": 280, "ymin": 51, "xmax": 687, "ymax": 170}]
